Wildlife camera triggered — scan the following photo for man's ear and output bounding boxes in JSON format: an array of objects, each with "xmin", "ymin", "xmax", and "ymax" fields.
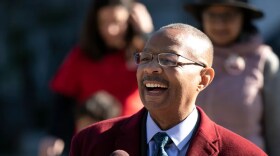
[{"xmin": 197, "ymin": 67, "xmax": 215, "ymax": 92}]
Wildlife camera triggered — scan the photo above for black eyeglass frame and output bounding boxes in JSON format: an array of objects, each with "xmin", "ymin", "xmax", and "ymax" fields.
[{"xmin": 134, "ymin": 52, "xmax": 207, "ymax": 68}]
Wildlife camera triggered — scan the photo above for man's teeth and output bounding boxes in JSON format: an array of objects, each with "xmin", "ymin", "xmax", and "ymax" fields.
[{"xmin": 145, "ymin": 83, "xmax": 167, "ymax": 88}]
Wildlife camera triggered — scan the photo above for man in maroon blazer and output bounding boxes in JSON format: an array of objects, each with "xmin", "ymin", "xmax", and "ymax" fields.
[{"xmin": 70, "ymin": 23, "xmax": 267, "ymax": 156}]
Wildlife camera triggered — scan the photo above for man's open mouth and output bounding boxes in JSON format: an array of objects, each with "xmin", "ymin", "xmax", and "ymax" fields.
[{"xmin": 145, "ymin": 82, "xmax": 168, "ymax": 92}]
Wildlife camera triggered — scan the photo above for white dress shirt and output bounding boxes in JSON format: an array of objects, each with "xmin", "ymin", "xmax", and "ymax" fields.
[{"xmin": 146, "ymin": 108, "xmax": 198, "ymax": 156}]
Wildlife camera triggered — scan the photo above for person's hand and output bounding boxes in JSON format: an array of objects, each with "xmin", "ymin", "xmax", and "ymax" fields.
[
  {"xmin": 130, "ymin": 2, "xmax": 154, "ymax": 34},
  {"xmin": 38, "ymin": 136, "xmax": 65, "ymax": 156}
]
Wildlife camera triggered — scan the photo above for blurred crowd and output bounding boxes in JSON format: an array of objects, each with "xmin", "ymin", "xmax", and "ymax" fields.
[{"xmin": 0, "ymin": 0, "xmax": 280, "ymax": 155}]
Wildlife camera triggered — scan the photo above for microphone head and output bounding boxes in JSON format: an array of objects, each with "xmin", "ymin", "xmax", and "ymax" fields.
[{"xmin": 110, "ymin": 150, "xmax": 129, "ymax": 156}]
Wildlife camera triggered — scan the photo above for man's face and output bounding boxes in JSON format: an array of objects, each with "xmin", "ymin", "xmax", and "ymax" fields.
[{"xmin": 136, "ymin": 29, "xmax": 204, "ymax": 114}]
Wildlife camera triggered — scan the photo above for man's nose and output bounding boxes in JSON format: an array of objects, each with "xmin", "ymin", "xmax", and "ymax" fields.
[{"xmin": 143, "ymin": 57, "xmax": 163, "ymax": 74}]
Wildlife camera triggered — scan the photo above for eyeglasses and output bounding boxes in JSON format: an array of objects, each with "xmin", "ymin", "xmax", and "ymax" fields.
[{"xmin": 134, "ymin": 52, "xmax": 206, "ymax": 67}]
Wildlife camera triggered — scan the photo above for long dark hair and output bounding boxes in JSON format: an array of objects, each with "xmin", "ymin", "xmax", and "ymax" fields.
[{"xmin": 79, "ymin": 0, "xmax": 138, "ymax": 60}]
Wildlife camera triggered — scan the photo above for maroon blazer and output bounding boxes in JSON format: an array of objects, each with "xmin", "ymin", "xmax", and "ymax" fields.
[{"xmin": 70, "ymin": 107, "xmax": 267, "ymax": 156}]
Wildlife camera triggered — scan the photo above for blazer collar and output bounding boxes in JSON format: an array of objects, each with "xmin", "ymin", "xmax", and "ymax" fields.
[
  {"xmin": 114, "ymin": 107, "xmax": 220, "ymax": 156},
  {"xmin": 187, "ymin": 106, "xmax": 220, "ymax": 155}
]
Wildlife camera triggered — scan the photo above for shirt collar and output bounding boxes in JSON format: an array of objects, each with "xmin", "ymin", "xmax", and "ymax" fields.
[{"xmin": 146, "ymin": 108, "xmax": 198, "ymax": 150}]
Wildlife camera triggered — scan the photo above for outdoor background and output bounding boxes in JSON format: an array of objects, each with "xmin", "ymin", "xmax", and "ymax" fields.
[{"xmin": 0, "ymin": 0, "xmax": 279, "ymax": 155}]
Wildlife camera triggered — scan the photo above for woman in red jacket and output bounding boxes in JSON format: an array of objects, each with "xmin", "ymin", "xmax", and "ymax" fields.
[{"xmin": 39, "ymin": 0, "xmax": 154, "ymax": 155}]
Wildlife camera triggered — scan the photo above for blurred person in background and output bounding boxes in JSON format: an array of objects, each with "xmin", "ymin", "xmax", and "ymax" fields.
[
  {"xmin": 39, "ymin": 91, "xmax": 121, "ymax": 156},
  {"xmin": 39, "ymin": 0, "xmax": 154, "ymax": 155},
  {"xmin": 184, "ymin": 0, "xmax": 280, "ymax": 155},
  {"xmin": 74, "ymin": 91, "xmax": 121, "ymax": 132}
]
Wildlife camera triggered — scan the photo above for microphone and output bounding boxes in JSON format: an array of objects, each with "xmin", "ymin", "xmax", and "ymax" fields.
[{"xmin": 110, "ymin": 150, "xmax": 129, "ymax": 156}]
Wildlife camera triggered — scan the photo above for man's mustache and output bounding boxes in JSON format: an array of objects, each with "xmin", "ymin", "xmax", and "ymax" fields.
[{"xmin": 142, "ymin": 75, "xmax": 169, "ymax": 84}]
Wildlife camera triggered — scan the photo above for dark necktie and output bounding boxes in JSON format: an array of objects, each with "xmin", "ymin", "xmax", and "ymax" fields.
[{"xmin": 153, "ymin": 132, "xmax": 171, "ymax": 156}]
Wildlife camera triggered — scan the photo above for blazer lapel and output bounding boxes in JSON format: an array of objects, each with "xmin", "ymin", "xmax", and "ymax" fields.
[
  {"xmin": 140, "ymin": 110, "xmax": 148, "ymax": 156},
  {"xmin": 114, "ymin": 108, "xmax": 148, "ymax": 156},
  {"xmin": 186, "ymin": 107, "xmax": 220, "ymax": 156},
  {"xmin": 186, "ymin": 132, "xmax": 219, "ymax": 155}
]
